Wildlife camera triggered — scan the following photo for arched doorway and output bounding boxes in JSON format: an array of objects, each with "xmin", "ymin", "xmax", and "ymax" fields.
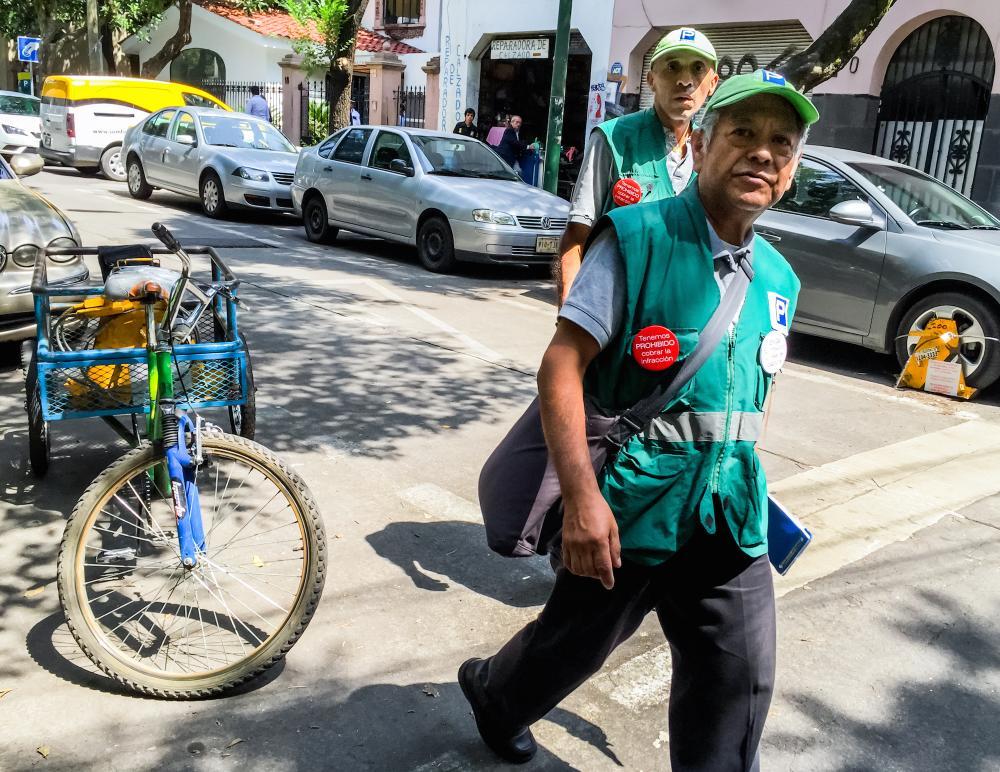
[{"xmin": 874, "ymin": 15, "xmax": 995, "ymax": 196}]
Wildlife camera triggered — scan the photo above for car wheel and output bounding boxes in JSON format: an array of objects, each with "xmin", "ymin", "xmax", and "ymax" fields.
[
  {"xmin": 303, "ymin": 196, "xmax": 338, "ymax": 244},
  {"xmin": 200, "ymin": 171, "xmax": 228, "ymax": 219},
  {"xmin": 127, "ymin": 157, "xmax": 153, "ymax": 199},
  {"xmin": 100, "ymin": 146, "xmax": 126, "ymax": 182},
  {"xmin": 895, "ymin": 291, "xmax": 1000, "ymax": 390},
  {"xmin": 417, "ymin": 216, "xmax": 457, "ymax": 273}
]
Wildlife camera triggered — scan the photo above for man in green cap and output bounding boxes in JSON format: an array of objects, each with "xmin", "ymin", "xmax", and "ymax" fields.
[
  {"xmin": 555, "ymin": 27, "xmax": 719, "ymax": 306},
  {"xmin": 459, "ymin": 70, "xmax": 818, "ymax": 768}
]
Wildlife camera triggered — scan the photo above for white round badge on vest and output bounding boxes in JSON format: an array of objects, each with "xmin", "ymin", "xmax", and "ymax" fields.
[{"xmin": 759, "ymin": 331, "xmax": 787, "ymax": 374}]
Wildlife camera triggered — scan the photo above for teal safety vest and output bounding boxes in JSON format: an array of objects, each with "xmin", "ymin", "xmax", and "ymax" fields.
[
  {"xmin": 595, "ymin": 108, "xmax": 685, "ymax": 215},
  {"xmin": 585, "ymin": 184, "xmax": 800, "ymax": 566}
]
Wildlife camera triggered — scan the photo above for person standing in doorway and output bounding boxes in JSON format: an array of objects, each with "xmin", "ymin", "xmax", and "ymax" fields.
[
  {"xmin": 454, "ymin": 108, "xmax": 479, "ymax": 138},
  {"xmin": 244, "ymin": 86, "xmax": 271, "ymax": 122},
  {"xmin": 496, "ymin": 115, "xmax": 528, "ymax": 168},
  {"xmin": 351, "ymin": 100, "xmax": 361, "ymax": 126},
  {"xmin": 555, "ymin": 28, "xmax": 719, "ymax": 305}
]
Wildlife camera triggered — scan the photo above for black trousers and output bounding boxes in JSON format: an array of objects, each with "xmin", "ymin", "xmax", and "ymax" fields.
[{"xmin": 474, "ymin": 528, "xmax": 776, "ymax": 771}]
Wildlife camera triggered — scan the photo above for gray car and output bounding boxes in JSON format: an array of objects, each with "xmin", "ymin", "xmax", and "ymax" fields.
[
  {"xmin": 0, "ymin": 153, "xmax": 88, "ymax": 342},
  {"xmin": 291, "ymin": 126, "xmax": 569, "ymax": 272},
  {"xmin": 757, "ymin": 146, "xmax": 1000, "ymax": 390},
  {"xmin": 122, "ymin": 107, "xmax": 298, "ymax": 218}
]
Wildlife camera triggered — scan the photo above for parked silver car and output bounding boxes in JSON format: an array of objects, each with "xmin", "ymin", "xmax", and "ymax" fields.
[
  {"xmin": 757, "ymin": 146, "xmax": 1000, "ymax": 389},
  {"xmin": 122, "ymin": 107, "xmax": 298, "ymax": 218},
  {"xmin": 291, "ymin": 126, "xmax": 569, "ymax": 272},
  {"xmin": 0, "ymin": 153, "xmax": 88, "ymax": 342},
  {"xmin": 0, "ymin": 91, "xmax": 41, "ymax": 158}
]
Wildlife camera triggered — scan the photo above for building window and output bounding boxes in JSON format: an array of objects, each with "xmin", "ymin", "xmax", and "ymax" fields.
[
  {"xmin": 384, "ymin": 0, "xmax": 421, "ymax": 25},
  {"xmin": 170, "ymin": 48, "xmax": 226, "ymax": 86}
]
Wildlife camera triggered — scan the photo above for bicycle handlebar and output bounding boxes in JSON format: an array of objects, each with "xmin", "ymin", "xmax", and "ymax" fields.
[{"xmin": 152, "ymin": 222, "xmax": 181, "ymax": 253}]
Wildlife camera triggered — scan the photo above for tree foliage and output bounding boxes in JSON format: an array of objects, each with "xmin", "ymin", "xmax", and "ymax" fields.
[{"xmin": 282, "ymin": 0, "xmax": 368, "ymax": 131}]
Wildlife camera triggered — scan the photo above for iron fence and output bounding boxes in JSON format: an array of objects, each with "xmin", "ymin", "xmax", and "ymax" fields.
[
  {"xmin": 188, "ymin": 79, "xmax": 284, "ymax": 133},
  {"xmin": 299, "ymin": 80, "xmax": 330, "ymax": 145},
  {"xmin": 394, "ymin": 86, "xmax": 425, "ymax": 129}
]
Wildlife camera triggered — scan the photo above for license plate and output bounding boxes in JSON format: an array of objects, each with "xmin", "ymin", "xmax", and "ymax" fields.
[{"xmin": 535, "ymin": 236, "xmax": 559, "ymax": 254}]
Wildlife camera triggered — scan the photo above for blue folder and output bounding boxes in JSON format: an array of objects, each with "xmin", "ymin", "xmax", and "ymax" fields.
[{"xmin": 767, "ymin": 495, "xmax": 813, "ymax": 575}]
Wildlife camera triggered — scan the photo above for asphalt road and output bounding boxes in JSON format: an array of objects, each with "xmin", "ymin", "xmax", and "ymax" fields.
[{"xmin": 1, "ymin": 169, "xmax": 998, "ymax": 771}]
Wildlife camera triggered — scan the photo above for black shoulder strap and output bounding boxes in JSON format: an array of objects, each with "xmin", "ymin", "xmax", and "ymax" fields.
[{"xmin": 605, "ymin": 251, "xmax": 755, "ymax": 448}]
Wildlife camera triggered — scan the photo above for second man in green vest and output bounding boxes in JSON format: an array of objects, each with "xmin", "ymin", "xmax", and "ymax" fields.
[{"xmin": 556, "ymin": 27, "xmax": 719, "ymax": 305}]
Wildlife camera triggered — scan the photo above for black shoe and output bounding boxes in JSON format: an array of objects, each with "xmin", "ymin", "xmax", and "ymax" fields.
[{"xmin": 458, "ymin": 657, "xmax": 537, "ymax": 764}]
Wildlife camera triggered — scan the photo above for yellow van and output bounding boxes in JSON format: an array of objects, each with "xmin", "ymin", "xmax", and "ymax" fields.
[{"xmin": 39, "ymin": 76, "xmax": 230, "ymax": 181}]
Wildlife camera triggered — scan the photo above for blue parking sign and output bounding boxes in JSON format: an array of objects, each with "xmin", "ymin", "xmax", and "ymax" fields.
[{"xmin": 17, "ymin": 36, "xmax": 41, "ymax": 63}]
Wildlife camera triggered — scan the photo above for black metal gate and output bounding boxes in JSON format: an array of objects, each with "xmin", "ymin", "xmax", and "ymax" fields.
[
  {"xmin": 394, "ymin": 87, "xmax": 425, "ymax": 128},
  {"xmin": 352, "ymin": 74, "xmax": 370, "ymax": 124},
  {"xmin": 188, "ymin": 79, "xmax": 284, "ymax": 132},
  {"xmin": 874, "ymin": 15, "xmax": 995, "ymax": 196}
]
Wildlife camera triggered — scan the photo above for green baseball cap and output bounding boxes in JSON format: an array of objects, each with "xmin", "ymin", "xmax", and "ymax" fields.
[
  {"xmin": 649, "ymin": 27, "xmax": 717, "ymax": 67},
  {"xmin": 704, "ymin": 69, "xmax": 820, "ymax": 125}
]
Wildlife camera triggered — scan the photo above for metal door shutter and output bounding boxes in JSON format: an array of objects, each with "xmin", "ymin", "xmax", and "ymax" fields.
[{"xmin": 639, "ymin": 22, "xmax": 814, "ymax": 110}]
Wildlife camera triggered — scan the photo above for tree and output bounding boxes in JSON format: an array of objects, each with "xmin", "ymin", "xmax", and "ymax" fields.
[
  {"xmin": 284, "ymin": 0, "xmax": 369, "ymax": 131},
  {"xmin": 775, "ymin": 0, "xmax": 899, "ymax": 91}
]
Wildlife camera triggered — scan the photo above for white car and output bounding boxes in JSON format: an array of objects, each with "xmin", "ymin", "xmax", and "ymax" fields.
[
  {"xmin": 291, "ymin": 126, "xmax": 569, "ymax": 273},
  {"xmin": 0, "ymin": 91, "xmax": 41, "ymax": 158}
]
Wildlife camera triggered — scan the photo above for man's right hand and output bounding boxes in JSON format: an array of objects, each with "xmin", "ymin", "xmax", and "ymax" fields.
[{"xmin": 561, "ymin": 492, "xmax": 622, "ymax": 589}]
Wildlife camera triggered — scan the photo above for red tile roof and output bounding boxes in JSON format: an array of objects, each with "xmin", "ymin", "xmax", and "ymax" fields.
[{"xmin": 196, "ymin": 1, "xmax": 423, "ymax": 54}]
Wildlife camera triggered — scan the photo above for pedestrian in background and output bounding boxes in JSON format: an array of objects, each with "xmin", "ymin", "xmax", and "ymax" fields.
[
  {"xmin": 496, "ymin": 115, "xmax": 528, "ymax": 168},
  {"xmin": 555, "ymin": 28, "xmax": 719, "ymax": 305},
  {"xmin": 459, "ymin": 70, "xmax": 819, "ymax": 769},
  {"xmin": 351, "ymin": 101, "xmax": 361, "ymax": 126},
  {"xmin": 244, "ymin": 86, "xmax": 271, "ymax": 122},
  {"xmin": 454, "ymin": 108, "xmax": 479, "ymax": 138}
]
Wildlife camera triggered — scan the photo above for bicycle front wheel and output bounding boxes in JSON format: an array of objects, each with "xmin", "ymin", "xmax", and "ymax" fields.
[{"xmin": 57, "ymin": 432, "xmax": 326, "ymax": 698}]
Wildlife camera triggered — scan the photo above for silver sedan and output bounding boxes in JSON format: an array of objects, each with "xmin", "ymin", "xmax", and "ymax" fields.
[
  {"xmin": 757, "ymin": 146, "xmax": 1000, "ymax": 389},
  {"xmin": 122, "ymin": 107, "xmax": 299, "ymax": 218},
  {"xmin": 0, "ymin": 153, "xmax": 88, "ymax": 342},
  {"xmin": 291, "ymin": 127, "xmax": 569, "ymax": 272}
]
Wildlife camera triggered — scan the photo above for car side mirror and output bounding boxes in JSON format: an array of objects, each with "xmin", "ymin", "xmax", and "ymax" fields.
[
  {"xmin": 389, "ymin": 158, "xmax": 414, "ymax": 177},
  {"xmin": 829, "ymin": 199, "xmax": 876, "ymax": 227},
  {"xmin": 10, "ymin": 153, "xmax": 43, "ymax": 178},
  {"xmin": 177, "ymin": 134, "xmax": 197, "ymax": 147}
]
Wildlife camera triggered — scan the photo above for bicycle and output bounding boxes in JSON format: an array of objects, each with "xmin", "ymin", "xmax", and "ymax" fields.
[{"xmin": 29, "ymin": 224, "xmax": 326, "ymax": 697}]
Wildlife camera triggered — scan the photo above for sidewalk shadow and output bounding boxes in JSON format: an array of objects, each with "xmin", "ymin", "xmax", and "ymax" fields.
[
  {"xmin": 42, "ymin": 676, "xmax": 619, "ymax": 770},
  {"xmin": 366, "ymin": 520, "xmax": 554, "ymax": 608},
  {"xmin": 766, "ymin": 590, "xmax": 1000, "ymax": 770}
]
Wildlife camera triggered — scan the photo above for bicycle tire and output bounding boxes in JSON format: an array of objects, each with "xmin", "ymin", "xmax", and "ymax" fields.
[
  {"xmin": 24, "ymin": 345, "xmax": 51, "ymax": 477},
  {"xmin": 57, "ymin": 432, "xmax": 326, "ymax": 698}
]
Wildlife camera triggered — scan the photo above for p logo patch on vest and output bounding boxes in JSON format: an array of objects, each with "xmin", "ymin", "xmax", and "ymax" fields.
[
  {"xmin": 631, "ymin": 325, "xmax": 679, "ymax": 371},
  {"xmin": 768, "ymin": 292, "xmax": 790, "ymax": 333},
  {"xmin": 612, "ymin": 177, "xmax": 644, "ymax": 207}
]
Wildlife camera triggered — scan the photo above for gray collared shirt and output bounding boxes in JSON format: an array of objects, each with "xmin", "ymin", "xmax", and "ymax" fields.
[{"xmin": 559, "ymin": 217, "xmax": 754, "ymax": 350}]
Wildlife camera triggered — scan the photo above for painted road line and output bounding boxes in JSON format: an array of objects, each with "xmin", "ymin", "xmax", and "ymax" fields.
[
  {"xmin": 360, "ymin": 279, "xmax": 508, "ymax": 363},
  {"xmin": 591, "ymin": 642, "xmax": 672, "ymax": 711},
  {"xmin": 593, "ymin": 419, "xmax": 1000, "ymax": 712},
  {"xmin": 398, "ymin": 483, "xmax": 482, "ymax": 524}
]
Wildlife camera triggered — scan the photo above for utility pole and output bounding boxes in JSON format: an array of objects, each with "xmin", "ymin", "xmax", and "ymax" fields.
[
  {"xmin": 543, "ymin": 0, "xmax": 571, "ymax": 194},
  {"xmin": 86, "ymin": 0, "xmax": 104, "ymax": 74}
]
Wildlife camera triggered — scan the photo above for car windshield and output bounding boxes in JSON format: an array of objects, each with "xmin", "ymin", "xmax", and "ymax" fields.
[
  {"xmin": 0, "ymin": 94, "xmax": 40, "ymax": 116},
  {"xmin": 848, "ymin": 161, "xmax": 1000, "ymax": 230},
  {"xmin": 412, "ymin": 136, "xmax": 519, "ymax": 180},
  {"xmin": 201, "ymin": 115, "xmax": 294, "ymax": 152}
]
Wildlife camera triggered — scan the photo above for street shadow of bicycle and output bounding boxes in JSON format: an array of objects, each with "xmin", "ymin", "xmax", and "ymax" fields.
[{"xmin": 25, "ymin": 610, "xmax": 286, "ymax": 699}]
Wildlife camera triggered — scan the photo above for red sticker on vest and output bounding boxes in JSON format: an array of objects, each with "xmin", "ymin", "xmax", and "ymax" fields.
[
  {"xmin": 631, "ymin": 325, "xmax": 679, "ymax": 371},
  {"xmin": 612, "ymin": 177, "xmax": 643, "ymax": 207}
]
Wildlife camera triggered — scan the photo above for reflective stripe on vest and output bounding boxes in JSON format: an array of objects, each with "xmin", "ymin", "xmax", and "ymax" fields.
[{"xmin": 644, "ymin": 411, "xmax": 763, "ymax": 443}]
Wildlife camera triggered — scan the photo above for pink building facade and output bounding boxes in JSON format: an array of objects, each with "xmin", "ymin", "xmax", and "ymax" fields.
[{"xmin": 610, "ymin": 0, "xmax": 1000, "ymax": 213}]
